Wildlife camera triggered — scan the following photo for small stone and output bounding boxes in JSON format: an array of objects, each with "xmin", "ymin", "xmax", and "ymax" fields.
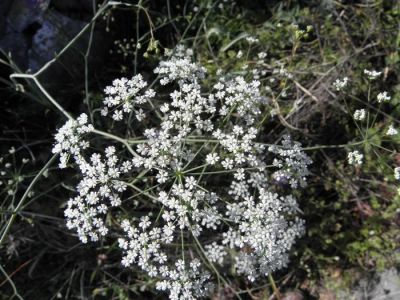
[
  {"xmin": 7, "ymin": 0, "xmax": 50, "ymax": 32},
  {"xmin": 282, "ymin": 291, "xmax": 304, "ymax": 300}
]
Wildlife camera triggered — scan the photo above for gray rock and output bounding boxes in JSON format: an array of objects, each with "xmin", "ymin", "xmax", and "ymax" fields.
[
  {"xmin": 6, "ymin": 0, "xmax": 50, "ymax": 32},
  {"xmin": 28, "ymin": 10, "xmax": 86, "ymax": 71},
  {"xmin": 370, "ymin": 268, "xmax": 400, "ymax": 300},
  {"xmin": 0, "ymin": 32, "xmax": 28, "ymax": 68},
  {"xmin": 0, "ymin": 0, "xmax": 13, "ymax": 36},
  {"xmin": 339, "ymin": 268, "xmax": 400, "ymax": 300},
  {"xmin": 0, "ymin": 0, "xmax": 109, "ymax": 94},
  {"xmin": 51, "ymin": 0, "xmax": 93, "ymax": 13},
  {"xmin": 282, "ymin": 291, "xmax": 304, "ymax": 300}
]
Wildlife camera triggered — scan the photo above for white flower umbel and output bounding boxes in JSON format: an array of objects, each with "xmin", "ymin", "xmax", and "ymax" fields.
[
  {"xmin": 224, "ymin": 187, "xmax": 304, "ymax": 282},
  {"xmin": 353, "ymin": 109, "xmax": 366, "ymax": 121},
  {"xmin": 387, "ymin": 125, "xmax": 398, "ymax": 136},
  {"xmin": 53, "ymin": 47, "xmax": 311, "ymax": 299},
  {"xmin": 205, "ymin": 153, "xmax": 220, "ymax": 165},
  {"xmin": 64, "ymin": 147, "xmax": 130, "ymax": 243},
  {"xmin": 245, "ymin": 36, "xmax": 259, "ymax": 44},
  {"xmin": 348, "ymin": 150, "xmax": 363, "ymax": 166},
  {"xmin": 154, "ymin": 45, "xmax": 206, "ymax": 85},
  {"xmin": 333, "ymin": 77, "xmax": 349, "ymax": 91},
  {"xmin": 52, "ymin": 113, "xmax": 93, "ymax": 168},
  {"xmin": 377, "ymin": 91, "xmax": 391, "ymax": 103},
  {"xmin": 102, "ymin": 74, "xmax": 155, "ymax": 121},
  {"xmin": 364, "ymin": 69, "xmax": 381, "ymax": 80},
  {"xmin": 395, "ymin": 167, "xmax": 400, "ymax": 180},
  {"xmin": 269, "ymin": 135, "xmax": 312, "ymax": 188}
]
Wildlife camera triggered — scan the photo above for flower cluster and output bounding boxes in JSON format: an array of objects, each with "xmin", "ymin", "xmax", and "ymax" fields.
[
  {"xmin": 333, "ymin": 77, "xmax": 349, "ymax": 91},
  {"xmin": 52, "ymin": 113, "xmax": 93, "ymax": 168},
  {"xmin": 387, "ymin": 125, "xmax": 398, "ymax": 136},
  {"xmin": 245, "ymin": 36, "xmax": 259, "ymax": 44},
  {"xmin": 348, "ymin": 150, "xmax": 363, "ymax": 166},
  {"xmin": 333, "ymin": 71, "xmax": 397, "ymax": 176},
  {"xmin": 154, "ymin": 45, "xmax": 206, "ymax": 85},
  {"xmin": 0, "ymin": 148, "xmax": 31, "ymax": 197},
  {"xmin": 377, "ymin": 91, "xmax": 391, "ymax": 103},
  {"xmin": 395, "ymin": 167, "xmax": 400, "ymax": 181},
  {"xmin": 65, "ymin": 146, "xmax": 130, "ymax": 243},
  {"xmin": 156, "ymin": 259, "xmax": 212, "ymax": 300},
  {"xmin": 118, "ymin": 211, "xmax": 214, "ymax": 300},
  {"xmin": 364, "ymin": 69, "xmax": 381, "ymax": 80},
  {"xmin": 53, "ymin": 48, "xmax": 311, "ymax": 299},
  {"xmin": 224, "ymin": 187, "xmax": 304, "ymax": 281},
  {"xmin": 101, "ymin": 74, "xmax": 155, "ymax": 121},
  {"xmin": 214, "ymin": 76, "xmax": 262, "ymax": 125},
  {"xmin": 269, "ymin": 135, "xmax": 313, "ymax": 188},
  {"xmin": 353, "ymin": 109, "xmax": 366, "ymax": 121}
]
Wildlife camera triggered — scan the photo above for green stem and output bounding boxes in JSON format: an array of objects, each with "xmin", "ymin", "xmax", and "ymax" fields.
[
  {"xmin": 92, "ymin": 129, "xmax": 140, "ymax": 158},
  {"xmin": 0, "ymin": 154, "xmax": 58, "ymax": 245},
  {"xmin": 268, "ymin": 273, "xmax": 282, "ymax": 300}
]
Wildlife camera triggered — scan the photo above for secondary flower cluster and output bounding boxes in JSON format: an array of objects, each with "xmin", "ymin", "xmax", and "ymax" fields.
[
  {"xmin": 269, "ymin": 135, "xmax": 312, "ymax": 188},
  {"xmin": 53, "ymin": 48, "xmax": 311, "ymax": 299},
  {"xmin": 334, "ymin": 70, "xmax": 397, "ymax": 169},
  {"xmin": 333, "ymin": 77, "xmax": 349, "ymax": 91},
  {"xmin": 348, "ymin": 150, "xmax": 363, "ymax": 166},
  {"xmin": 64, "ymin": 146, "xmax": 129, "ymax": 243},
  {"xmin": 101, "ymin": 74, "xmax": 156, "ymax": 121},
  {"xmin": 52, "ymin": 113, "xmax": 93, "ymax": 168},
  {"xmin": 224, "ymin": 187, "xmax": 304, "ymax": 281}
]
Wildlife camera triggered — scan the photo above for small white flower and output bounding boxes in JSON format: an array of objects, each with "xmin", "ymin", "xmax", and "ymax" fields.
[
  {"xmin": 112, "ymin": 110, "xmax": 123, "ymax": 121},
  {"xmin": 185, "ymin": 176, "xmax": 197, "ymax": 190},
  {"xmin": 353, "ymin": 109, "xmax": 366, "ymax": 121},
  {"xmin": 156, "ymin": 170, "xmax": 168, "ymax": 184},
  {"xmin": 364, "ymin": 69, "xmax": 381, "ymax": 80},
  {"xmin": 160, "ymin": 103, "xmax": 170, "ymax": 113},
  {"xmin": 348, "ymin": 150, "xmax": 363, "ymax": 166},
  {"xmin": 394, "ymin": 167, "xmax": 400, "ymax": 180},
  {"xmin": 105, "ymin": 146, "xmax": 116, "ymax": 157},
  {"xmin": 387, "ymin": 125, "xmax": 398, "ymax": 136},
  {"xmin": 135, "ymin": 109, "xmax": 145, "ymax": 121},
  {"xmin": 206, "ymin": 153, "xmax": 220, "ymax": 165},
  {"xmin": 234, "ymin": 168, "xmax": 245, "ymax": 180},
  {"xmin": 214, "ymin": 82, "xmax": 224, "ymax": 90},
  {"xmin": 100, "ymin": 107, "xmax": 108, "ymax": 116},
  {"xmin": 377, "ymin": 91, "xmax": 391, "ymax": 103},
  {"xmin": 245, "ymin": 36, "xmax": 259, "ymax": 44},
  {"xmin": 257, "ymin": 52, "xmax": 267, "ymax": 59},
  {"xmin": 139, "ymin": 216, "xmax": 151, "ymax": 229},
  {"xmin": 205, "ymin": 242, "xmax": 226, "ymax": 265},
  {"xmin": 333, "ymin": 77, "xmax": 349, "ymax": 91},
  {"xmin": 221, "ymin": 158, "xmax": 234, "ymax": 170}
]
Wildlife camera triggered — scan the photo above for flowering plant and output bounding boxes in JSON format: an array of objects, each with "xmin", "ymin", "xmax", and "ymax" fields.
[{"xmin": 52, "ymin": 46, "xmax": 311, "ymax": 299}]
